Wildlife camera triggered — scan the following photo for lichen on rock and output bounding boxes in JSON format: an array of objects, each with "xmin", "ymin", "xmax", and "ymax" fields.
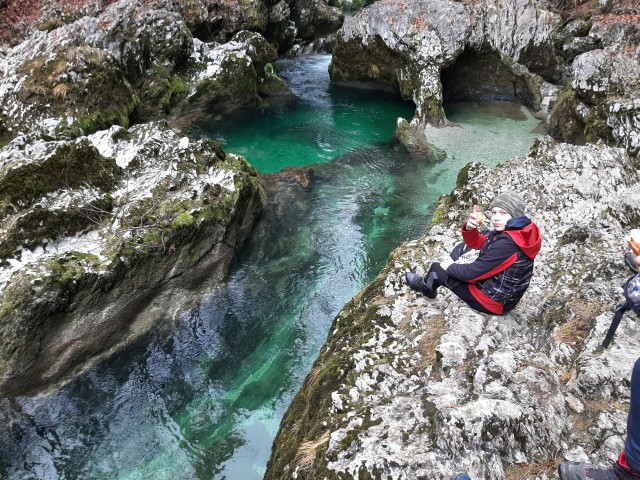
[
  {"xmin": 265, "ymin": 137, "xmax": 640, "ymax": 479},
  {"xmin": 0, "ymin": 121, "xmax": 266, "ymax": 396}
]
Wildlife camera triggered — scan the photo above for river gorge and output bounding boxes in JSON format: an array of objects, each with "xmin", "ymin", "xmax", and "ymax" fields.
[
  {"xmin": 0, "ymin": 54, "xmax": 542, "ymax": 479},
  {"xmin": 1, "ymin": 0, "xmax": 639, "ymax": 477}
]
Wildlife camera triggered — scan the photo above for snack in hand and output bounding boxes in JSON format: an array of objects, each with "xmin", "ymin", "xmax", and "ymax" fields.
[
  {"xmin": 628, "ymin": 229, "xmax": 640, "ymax": 256},
  {"xmin": 472, "ymin": 206, "xmax": 485, "ymax": 224}
]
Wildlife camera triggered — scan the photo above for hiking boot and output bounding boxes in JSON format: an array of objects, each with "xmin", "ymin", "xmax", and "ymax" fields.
[
  {"xmin": 405, "ymin": 271, "xmax": 437, "ymax": 299},
  {"xmin": 558, "ymin": 457, "xmax": 639, "ymax": 480}
]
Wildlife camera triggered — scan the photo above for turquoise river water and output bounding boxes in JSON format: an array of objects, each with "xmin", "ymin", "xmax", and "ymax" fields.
[{"xmin": 0, "ymin": 55, "xmax": 542, "ymax": 479}]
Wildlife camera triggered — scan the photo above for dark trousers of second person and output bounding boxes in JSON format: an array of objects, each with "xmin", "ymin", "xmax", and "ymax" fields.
[
  {"xmin": 424, "ymin": 242, "xmax": 494, "ymax": 315},
  {"xmin": 625, "ymin": 357, "xmax": 640, "ymax": 473}
]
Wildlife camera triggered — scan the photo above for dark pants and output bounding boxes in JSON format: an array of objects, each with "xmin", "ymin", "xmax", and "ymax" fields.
[
  {"xmin": 423, "ymin": 242, "xmax": 494, "ymax": 315},
  {"xmin": 626, "ymin": 357, "xmax": 640, "ymax": 472}
]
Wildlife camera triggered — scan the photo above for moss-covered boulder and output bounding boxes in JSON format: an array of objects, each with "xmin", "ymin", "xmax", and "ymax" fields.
[
  {"xmin": 0, "ymin": 137, "xmax": 122, "ymax": 258},
  {"xmin": 1, "ymin": 45, "xmax": 138, "ymax": 141},
  {"xmin": 176, "ymin": 0, "xmax": 341, "ymax": 53},
  {"xmin": 290, "ymin": 0, "xmax": 344, "ymax": 41},
  {"xmin": 548, "ymin": 13, "xmax": 640, "ymax": 156},
  {"xmin": 186, "ymin": 32, "xmax": 290, "ymax": 113},
  {"xmin": 264, "ymin": 0, "xmax": 298, "ymax": 54},
  {"xmin": 0, "ymin": 121, "xmax": 266, "ymax": 396}
]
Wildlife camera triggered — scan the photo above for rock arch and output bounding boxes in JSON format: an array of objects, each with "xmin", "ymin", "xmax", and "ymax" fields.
[{"xmin": 440, "ymin": 48, "xmax": 542, "ymax": 112}]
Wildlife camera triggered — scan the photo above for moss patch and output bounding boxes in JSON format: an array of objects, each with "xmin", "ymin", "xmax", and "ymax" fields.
[
  {"xmin": 17, "ymin": 48, "xmax": 138, "ymax": 137},
  {"xmin": 0, "ymin": 139, "xmax": 122, "ymax": 209},
  {"xmin": 138, "ymin": 64, "xmax": 190, "ymax": 121},
  {"xmin": 190, "ymin": 53, "xmax": 259, "ymax": 109},
  {"xmin": 0, "ymin": 252, "xmax": 101, "ymax": 373},
  {"xmin": 549, "ymin": 87, "xmax": 587, "ymax": 145},
  {"xmin": 0, "ymin": 200, "xmax": 112, "ymax": 259},
  {"xmin": 265, "ymin": 273, "xmax": 391, "ymax": 479}
]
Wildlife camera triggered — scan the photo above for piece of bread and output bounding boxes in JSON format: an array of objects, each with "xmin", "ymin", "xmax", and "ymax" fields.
[{"xmin": 627, "ymin": 229, "xmax": 640, "ymax": 256}]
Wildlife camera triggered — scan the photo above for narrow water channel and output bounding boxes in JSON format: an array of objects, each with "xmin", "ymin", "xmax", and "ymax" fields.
[{"xmin": 0, "ymin": 55, "xmax": 542, "ymax": 480}]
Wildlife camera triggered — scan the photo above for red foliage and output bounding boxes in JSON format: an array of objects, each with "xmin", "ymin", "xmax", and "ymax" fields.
[
  {"xmin": 0, "ymin": 0, "xmax": 42, "ymax": 25},
  {"xmin": 0, "ymin": 0, "xmax": 118, "ymax": 46},
  {"xmin": 594, "ymin": 13, "xmax": 640, "ymax": 25}
]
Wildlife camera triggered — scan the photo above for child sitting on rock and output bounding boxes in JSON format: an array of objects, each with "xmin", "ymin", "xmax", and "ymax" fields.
[{"xmin": 405, "ymin": 191, "xmax": 541, "ymax": 315}]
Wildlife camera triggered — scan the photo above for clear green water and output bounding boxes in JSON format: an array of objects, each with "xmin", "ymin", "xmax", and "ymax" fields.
[
  {"xmin": 0, "ymin": 55, "xmax": 542, "ymax": 480},
  {"xmin": 188, "ymin": 56, "xmax": 417, "ymax": 174}
]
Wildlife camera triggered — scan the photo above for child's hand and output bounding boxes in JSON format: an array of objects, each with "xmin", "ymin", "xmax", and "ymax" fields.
[
  {"xmin": 465, "ymin": 216, "xmax": 480, "ymax": 230},
  {"xmin": 466, "ymin": 212, "xmax": 483, "ymax": 230},
  {"xmin": 465, "ymin": 206, "xmax": 484, "ymax": 230}
]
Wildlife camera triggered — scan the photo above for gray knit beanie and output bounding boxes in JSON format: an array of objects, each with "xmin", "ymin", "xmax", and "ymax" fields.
[{"xmin": 490, "ymin": 191, "xmax": 526, "ymax": 218}]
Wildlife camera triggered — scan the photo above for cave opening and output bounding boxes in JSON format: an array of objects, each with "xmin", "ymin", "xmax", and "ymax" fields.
[{"xmin": 440, "ymin": 48, "xmax": 539, "ymax": 111}]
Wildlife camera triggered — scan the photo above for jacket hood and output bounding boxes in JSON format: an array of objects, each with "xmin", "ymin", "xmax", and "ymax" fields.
[{"xmin": 504, "ymin": 216, "xmax": 541, "ymax": 259}]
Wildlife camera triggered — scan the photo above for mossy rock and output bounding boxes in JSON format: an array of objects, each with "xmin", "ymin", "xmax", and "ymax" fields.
[
  {"xmin": 549, "ymin": 87, "xmax": 587, "ymax": 145},
  {"xmin": 190, "ymin": 52, "xmax": 259, "ymax": 110},
  {"xmin": 0, "ymin": 201, "xmax": 111, "ymax": 259},
  {"xmin": 0, "ymin": 138, "xmax": 122, "ymax": 209},
  {"xmin": 17, "ymin": 48, "xmax": 138, "ymax": 137},
  {"xmin": 0, "ymin": 252, "xmax": 101, "ymax": 376},
  {"xmin": 584, "ymin": 103, "xmax": 614, "ymax": 145},
  {"xmin": 138, "ymin": 64, "xmax": 190, "ymax": 121},
  {"xmin": 231, "ymin": 30, "xmax": 278, "ymax": 77},
  {"xmin": 265, "ymin": 275, "xmax": 389, "ymax": 479},
  {"xmin": 258, "ymin": 63, "xmax": 291, "ymax": 96}
]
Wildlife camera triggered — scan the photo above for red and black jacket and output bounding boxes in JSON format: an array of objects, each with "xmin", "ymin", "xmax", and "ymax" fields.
[{"xmin": 446, "ymin": 216, "xmax": 542, "ymax": 315}]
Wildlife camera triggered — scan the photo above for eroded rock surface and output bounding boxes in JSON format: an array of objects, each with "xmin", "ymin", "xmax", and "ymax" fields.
[
  {"xmin": 329, "ymin": 0, "xmax": 640, "ymax": 164},
  {"xmin": 0, "ymin": 121, "xmax": 265, "ymax": 396},
  {"xmin": 329, "ymin": 0, "xmax": 562, "ymax": 126},
  {"xmin": 0, "ymin": 0, "xmax": 342, "ymax": 398},
  {"xmin": 265, "ymin": 137, "xmax": 640, "ymax": 479}
]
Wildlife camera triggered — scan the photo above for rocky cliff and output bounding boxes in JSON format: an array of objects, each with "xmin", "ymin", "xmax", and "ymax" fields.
[
  {"xmin": 265, "ymin": 0, "xmax": 640, "ymax": 478},
  {"xmin": 0, "ymin": 0, "xmax": 342, "ymax": 396}
]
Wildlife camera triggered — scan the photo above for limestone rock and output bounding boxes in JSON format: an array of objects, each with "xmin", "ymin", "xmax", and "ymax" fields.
[
  {"xmin": 329, "ymin": 0, "xmax": 561, "ymax": 126},
  {"xmin": 0, "ymin": 0, "xmax": 293, "ymax": 144},
  {"xmin": 0, "ymin": 0, "xmax": 336, "ymax": 398},
  {"xmin": 265, "ymin": 138, "xmax": 640, "ymax": 479},
  {"xmin": 290, "ymin": 0, "xmax": 344, "ymax": 42},
  {"xmin": 392, "ymin": 117, "xmax": 447, "ymax": 162},
  {"xmin": 186, "ymin": 32, "xmax": 283, "ymax": 114},
  {"xmin": 549, "ymin": 12, "xmax": 640, "ymax": 155},
  {"xmin": 0, "ymin": 121, "xmax": 266, "ymax": 396}
]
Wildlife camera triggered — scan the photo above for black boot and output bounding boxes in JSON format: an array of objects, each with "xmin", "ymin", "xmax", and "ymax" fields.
[{"xmin": 405, "ymin": 271, "xmax": 438, "ymax": 299}]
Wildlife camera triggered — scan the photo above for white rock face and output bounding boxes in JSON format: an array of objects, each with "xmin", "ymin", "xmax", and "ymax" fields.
[
  {"xmin": 331, "ymin": 0, "xmax": 561, "ymax": 125},
  {"xmin": 267, "ymin": 138, "xmax": 640, "ymax": 479}
]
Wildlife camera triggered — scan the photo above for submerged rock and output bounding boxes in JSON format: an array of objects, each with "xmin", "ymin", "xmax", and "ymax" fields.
[{"xmin": 265, "ymin": 137, "xmax": 640, "ymax": 479}]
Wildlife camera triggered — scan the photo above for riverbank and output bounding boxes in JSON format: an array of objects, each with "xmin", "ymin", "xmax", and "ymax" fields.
[{"xmin": 265, "ymin": 137, "xmax": 640, "ymax": 479}]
